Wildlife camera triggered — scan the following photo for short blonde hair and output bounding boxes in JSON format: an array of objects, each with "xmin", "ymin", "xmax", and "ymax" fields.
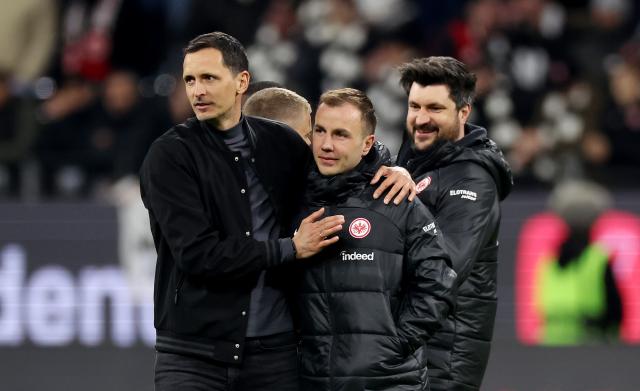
[
  {"xmin": 243, "ymin": 87, "xmax": 311, "ymax": 125},
  {"xmin": 318, "ymin": 88, "xmax": 376, "ymax": 135}
]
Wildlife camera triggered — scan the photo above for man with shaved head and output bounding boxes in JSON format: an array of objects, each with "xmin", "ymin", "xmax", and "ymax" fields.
[{"xmin": 244, "ymin": 87, "xmax": 312, "ymax": 144}]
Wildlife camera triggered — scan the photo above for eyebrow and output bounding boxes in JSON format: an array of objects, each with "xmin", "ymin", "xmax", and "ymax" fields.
[
  {"xmin": 183, "ymin": 72, "xmax": 216, "ymax": 80},
  {"xmin": 314, "ymin": 124, "xmax": 352, "ymax": 135},
  {"xmin": 409, "ymin": 99, "xmax": 447, "ymax": 108}
]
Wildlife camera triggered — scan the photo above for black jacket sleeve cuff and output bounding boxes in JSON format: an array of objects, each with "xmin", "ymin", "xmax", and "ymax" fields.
[{"xmin": 278, "ymin": 238, "xmax": 296, "ymax": 262}]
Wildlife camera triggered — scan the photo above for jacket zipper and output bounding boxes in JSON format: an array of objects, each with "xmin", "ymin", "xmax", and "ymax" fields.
[{"xmin": 174, "ymin": 273, "xmax": 185, "ymax": 304}]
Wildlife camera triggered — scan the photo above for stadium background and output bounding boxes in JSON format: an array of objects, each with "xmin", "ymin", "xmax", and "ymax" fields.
[{"xmin": 1, "ymin": 0, "xmax": 639, "ymax": 389}]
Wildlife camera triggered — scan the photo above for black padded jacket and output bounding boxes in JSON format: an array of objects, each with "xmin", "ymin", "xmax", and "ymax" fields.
[
  {"xmin": 398, "ymin": 124, "xmax": 513, "ymax": 391},
  {"xmin": 295, "ymin": 146, "xmax": 457, "ymax": 391}
]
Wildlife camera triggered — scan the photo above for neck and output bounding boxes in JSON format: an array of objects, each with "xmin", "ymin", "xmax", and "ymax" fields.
[
  {"xmin": 207, "ymin": 100, "xmax": 242, "ymax": 130},
  {"xmin": 456, "ymin": 124, "xmax": 466, "ymax": 141}
]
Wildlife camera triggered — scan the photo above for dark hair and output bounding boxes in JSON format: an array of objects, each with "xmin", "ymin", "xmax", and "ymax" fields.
[
  {"xmin": 398, "ymin": 56, "xmax": 477, "ymax": 109},
  {"xmin": 319, "ymin": 88, "xmax": 377, "ymax": 136},
  {"xmin": 183, "ymin": 32, "xmax": 249, "ymax": 75}
]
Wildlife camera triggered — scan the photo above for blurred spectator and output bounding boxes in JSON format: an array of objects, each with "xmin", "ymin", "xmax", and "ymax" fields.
[
  {"xmin": 600, "ymin": 57, "xmax": 640, "ymax": 168},
  {"xmin": 167, "ymin": 75, "xmax": 193, "ymax": 125},
  {"xmin": 248, "ymin": 0, "xmax": 422, "ymax": 153},
  {"xmin": 36, "ymin": 77, "xmax": 98, "ymax": 197},
  {"xmin": 1, "ymin": 0, "xmax": 639, "ymax": 199},
  {"xmin": 0, "ymin": 72, "xmax": 40, "ymax": 197},
  {"xmin": 55, "ymin": 0, "xmax": 168, "ymax": 82},
  {"xmin": 363, "ymin": 41, "xmax": 416, "ymax": 154},
  {"xmin": 248, "ymin": 0, "xmax": 320, "ymax": 100},
  {"xmin": 431, "ymin": 0, "xmax": 639, "ymax": 186},
  {"xmin": 36, "ymin": 70, "xmax": 171, "ymax": 197},
  {"xmin": 535, "ymin": 180, "xmax": 622, "ymax": 345},
  {"xmin": 0, "ymin": 0, "xmax": 57, "ymax": 85},
  {"xmin": 566, "ymin": 0, "xmax": 636, "ymax": 87},
  {"xmin": 57, "ymin": 0, "xmax": 123, "ymax": 81},
  {"xmin": 100, "ymin": 70, "xmax": 166, "ymax": 181}
]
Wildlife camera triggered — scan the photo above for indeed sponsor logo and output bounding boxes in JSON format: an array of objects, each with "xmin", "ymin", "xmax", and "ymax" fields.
[
  {"xmin": 340, "ymin": 251, "xmax": 374, "ymax": 261},
  {"xmin": 450, "ymin": 189, "xmax": 477, "ymax": 201}
]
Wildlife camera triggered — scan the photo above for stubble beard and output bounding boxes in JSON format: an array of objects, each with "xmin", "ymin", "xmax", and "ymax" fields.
[{"xmin": 412, "ymin": 116, "xmax": 460, "ymax": 152}]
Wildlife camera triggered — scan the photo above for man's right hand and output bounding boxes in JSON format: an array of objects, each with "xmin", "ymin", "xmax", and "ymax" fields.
[{"xmin": 293, "ymin": 207, "xmax": 344, "ymax": 259}]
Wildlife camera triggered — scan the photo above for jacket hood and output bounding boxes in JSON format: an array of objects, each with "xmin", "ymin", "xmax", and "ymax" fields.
[
  {"xmin": 403, "ymin": 124, "xmax": 513, "ymax": 200},
  {"xmin": 305, "ymin": 140, "xmax": 391, "ymax": 205}
]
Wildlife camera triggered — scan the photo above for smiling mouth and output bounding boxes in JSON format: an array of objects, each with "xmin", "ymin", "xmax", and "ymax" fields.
[{"xmin": 415, "ymin": 126, "xmax": 438, "ymax": 135}]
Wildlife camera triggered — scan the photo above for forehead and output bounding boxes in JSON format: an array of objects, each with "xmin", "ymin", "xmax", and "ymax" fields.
[
  {"xmin": 315, "ymin": 102, "xmax": 363, "ymax": 130},
  {"xmin": 182, "ymin": 48, "xmax": 229, "ymax": 75},
  {"xmin": 408, "ymin": 83, "xmax": 454, "ymax": 106}
]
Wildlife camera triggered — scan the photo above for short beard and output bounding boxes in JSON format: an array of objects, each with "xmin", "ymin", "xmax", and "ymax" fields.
[
  {"xmin": 436, "ymin": 116, "xmax": 460, "ymax": 144},
  {"xmin": 412, "ymin": 116, "xmax": 461, "ymax": 152}
]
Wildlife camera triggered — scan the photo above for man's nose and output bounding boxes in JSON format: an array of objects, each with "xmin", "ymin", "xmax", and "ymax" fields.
[
  {"xmin": 320, "ymin": 134, "xmax": 333, "ymax": 151},
  {"xmin": 194, "ymin": 81, "xmax": 206, "ymax": 96},
  {"xmin": 415, "ymin": 109, "xmax": 431, "ymax": 125}
]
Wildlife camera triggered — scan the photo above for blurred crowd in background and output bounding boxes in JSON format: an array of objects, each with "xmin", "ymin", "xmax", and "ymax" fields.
[{"xmin": 1, "ymin": 0, "xmax": 639, "ymax": 200}]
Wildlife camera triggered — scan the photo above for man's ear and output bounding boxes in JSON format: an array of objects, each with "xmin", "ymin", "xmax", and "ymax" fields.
[
  {"xmin": 459, "ymin": 104, "xmax": 471, "ymax": 125},
  {"xmin": 236, "ymin": 71, "xmax": 250, "ymax": 95},
  {"xmin": 361, "ymin": 134, "xmax": 375, "ymax": 156}
]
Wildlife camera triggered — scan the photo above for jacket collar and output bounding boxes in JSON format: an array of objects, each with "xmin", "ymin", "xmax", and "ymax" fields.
[
  {"xmin": 305, "ymin": 142, "xmax": 389, "ymax": 206},
  {"xmin": 199, "ymin": 115, "xmax": 258, "ymax": 153},
  {"xmin": 406, "ymin": 124, "xmax": 487, "ymax": 174},
  {"xmin": 406, "ymin": 123, "xmax": 513, "ymax": 200}
]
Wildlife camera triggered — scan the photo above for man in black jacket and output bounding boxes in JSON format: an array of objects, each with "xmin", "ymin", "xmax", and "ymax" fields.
[
  {"xmin": 296, "ymin": 88, "xmax": 456, "ymax": 391},
  {"xmin": 396, "ymin": 57, "xmax": 513, "ymax": 391},
  {"xmin": 141, "ymin": 32, "xmax": 416, "ymax": 391}
]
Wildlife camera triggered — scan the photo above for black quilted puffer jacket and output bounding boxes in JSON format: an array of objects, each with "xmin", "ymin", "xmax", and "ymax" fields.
[
  {"xmin": 294, "ymin": 146, "xmax": 457, "ymax": 391},
  {"xmin": 398, "ymin": 123, "xmax": 513, "ymax": 391}
]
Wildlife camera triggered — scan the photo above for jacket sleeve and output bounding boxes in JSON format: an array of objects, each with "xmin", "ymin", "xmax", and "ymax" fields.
[
  {"xmin": 434, "ymin": 165, "xmax": 500, "ymax": 284},
  {"xmin": 140, "ymin": 139, "xmax": 289, "ymax": 281},
  {"xmin": 396, "ymin": 201, "xmax": 457, "ymax": 353}
]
